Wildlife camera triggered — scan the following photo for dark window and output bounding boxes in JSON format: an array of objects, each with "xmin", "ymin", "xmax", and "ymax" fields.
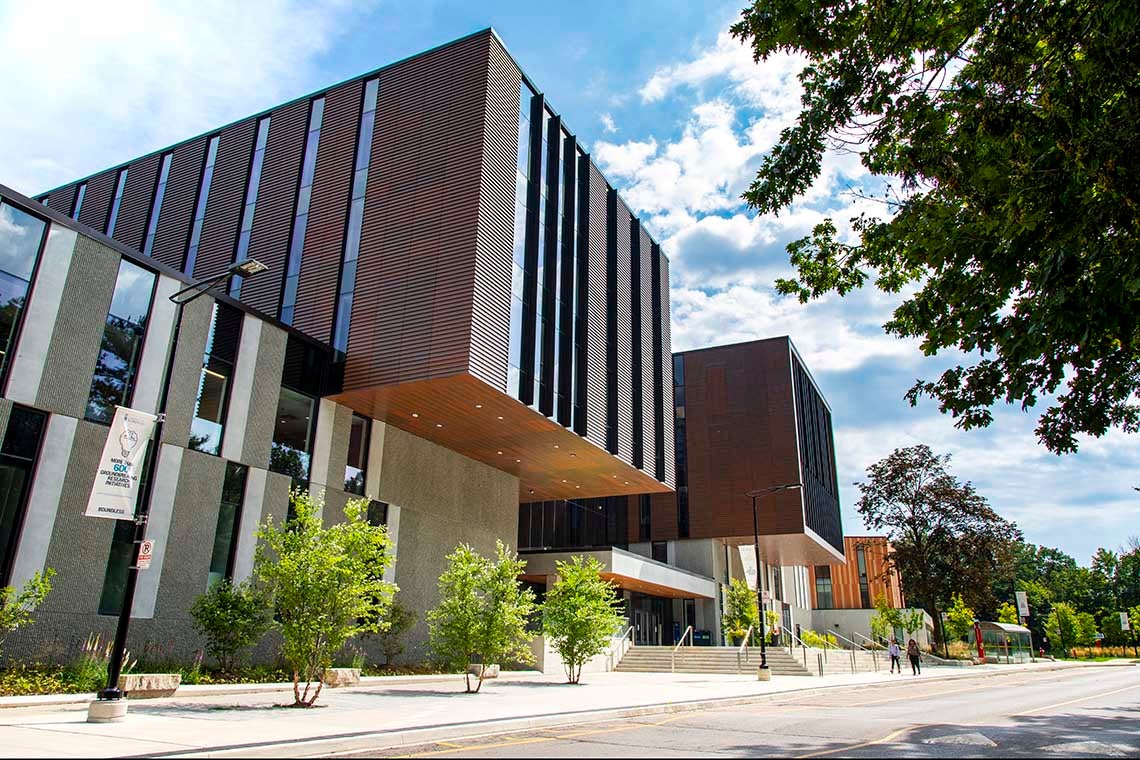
[
  {"xmin": 0, "ymin": 202, "xmax": 48, "ymax": 386},
  {"xmin": 85, "ymin": 259, "xmax": 156, "ymax": 424},
  {"xmin": 98, "ymin": 448, "xmax": 152, "ymax": 616},
  {"xmin": 106, "ymin": 168, "xmax": 128, "ymax": 236},
  {"xmin": 270, "ymin": 387, "xmax": 315, "ymax": 482},
  {"xmin": 184, "ymin": 135, "xmax": 220, "ymax": 274},
  {"xmin": 366, "ymin": 500, "xmax": 388, "ymax": 527},
  {"xmin": 677, "ymin": 486, "xmax": 690, "ymax": 539},
  {"xmin": 638, "ymin": 494, "xmax": 651, "ymax": 542},
  {"xmin": 207, "ymin": 462, "xmax": 247, "ymax": 587},
  {"xmin": 345, "ymin": 413, "xmax": 369, "ymax": 495},
  {"xmin": 506, "ymin": 82, "xmax": 533, "ymax": 399},
  {"xmin": 229, "ymin": 116, "xmax": 271, "ymax": 298},
  {"xmin": 71, "ymin": 182, "xmax": 87, "ymax": 220},
  {"xmin": 0, "ymin": 406, "xmax": 47, "ymax": 585},
  {"xmin": 856, "ymin": 546, "xmax": 871, "ymax": 608},
  {"xmin": 280, "ymin": 97, "xmax": 324, "ymax": 325},
  {"xmin": 189, "ymin": 304, "xmax": 242, "ymax": 455},
  {"xmin": 142, "ymin": 153, "xmax": 173, "ymax": 256},
  {"xmin": 331, "ymin": 79, "xmax": 378, "ymax": 356},
  {"xmin": 814, "ymin": 565, "xmax": 834, "ymax": 610},
  {"xmin": 651, "ymin": 541, "xmax": 667, "ymax": 564}
]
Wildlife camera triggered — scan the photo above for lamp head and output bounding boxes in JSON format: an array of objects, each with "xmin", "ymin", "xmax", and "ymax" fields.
[{"xmin": 229, "ymin": 258, "xmax": 268, "ymax": 277}]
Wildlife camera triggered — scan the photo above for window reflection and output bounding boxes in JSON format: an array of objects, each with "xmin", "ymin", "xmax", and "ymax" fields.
[
  {"xmin": 85, "ymin": 259, "xmax": 156, "ymax": 424},
  {"xmin": 344, "ymin": 413, "xmax": 369, "ymax": 495},
  {"xmin": 269, "ymin": 387, "xmax": 315, "ymax": 481},
  {"xmin": 207, "ymin": 462, "xmax": 247, "ymax": 587},
  {"xmin": 190, "ymin": 304, "xmax": 242, "ymax": 455},
  {"xmin": 0, "ymin": 202, "xmax": 47, "ymax": 383}
]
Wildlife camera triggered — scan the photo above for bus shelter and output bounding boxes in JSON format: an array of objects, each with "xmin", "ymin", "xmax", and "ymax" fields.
[{"xmin": 979, "ymin": 621, "xmax": 1033, "ymax": 663}]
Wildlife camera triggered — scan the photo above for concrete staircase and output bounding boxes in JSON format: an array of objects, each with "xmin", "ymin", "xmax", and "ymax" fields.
[
  {"xmin": 616, "ymin": 645, "xmax": 813, "ymax": 676},
  {"xmin": 799, "ymin": 647, "xmax": 886, "ymax": 676}
]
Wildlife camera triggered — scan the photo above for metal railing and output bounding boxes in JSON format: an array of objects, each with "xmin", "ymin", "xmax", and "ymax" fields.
[
  {"xmin": 735, "ymin": 625, "xmax": 755, "ymax": 674},
  {"xmin": 853, "ymin": 631, "xmax": 887, "ymax": 650},
  {"xmin": 670, "ymin": 625, "xmax": 694, "ymax": 673},
  {"xmin": 605, "ymin": 625, "xmax": 634, "ymax": 672},
  {"xmin": 782, "ymin": 628, "xmax": 812, "ymax": 673},
  {"xmin": 829, "ymin": 629, "xmax": 877, "ymax": 673}
]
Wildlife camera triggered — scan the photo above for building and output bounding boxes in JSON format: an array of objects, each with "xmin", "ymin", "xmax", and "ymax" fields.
[
  {"xmin": 809, "ymin": 535, "xmax": 933, "ymax": 648},
  {"xmin": 0, "ymin": 28, "xmax": 674, "ymax": 663},
  {"xmin": 517, "ymin": 337, "xmax": 846, "ymax": 657}
]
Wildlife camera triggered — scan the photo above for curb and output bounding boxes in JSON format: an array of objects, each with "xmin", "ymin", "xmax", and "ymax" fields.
[{"xmin": 134, "ymin": 662, "xmax": 1126, "ymax": 759}]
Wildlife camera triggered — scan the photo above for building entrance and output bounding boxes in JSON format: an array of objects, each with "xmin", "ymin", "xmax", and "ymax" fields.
[{"xmin": 630, "ymin": 593, "xmax": 676, "ymax": 645}]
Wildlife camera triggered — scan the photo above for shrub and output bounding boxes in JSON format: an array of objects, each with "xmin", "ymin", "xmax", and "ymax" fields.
[
  {"xmin": 802, "ymin": 630, "xmax": 839, "ymax": 649},
  {"xmin": 0, "ymin": 569, "xmax": 55, "ymax": 655},
  {"xmin": 722, "ymin": 578, "xmax": 759, "ymax": 644},
  {"xmin": 371, "ymin": 597, "xmax": 416, "ymax": 667},
  {"xmin": 543, "ymin": 556, "xmax": 625, "ymax": 684},
  {"xmin": 428, "ymin": 541, "xmax": 536, "ymax": 693},
  {"xmin": 70, "ymin": 633, "xmax": 135, "ymax": 693},
  {"xmin": 255, "ymin": 489, "xmax": 396, "ymax": 707},
  {"xmin": 944, "ymin": 594, "xmax": 975, "ymax": 641},
  {"xmin": 190, "ymin": 579, "xmax": 271, "ymax": 672}
]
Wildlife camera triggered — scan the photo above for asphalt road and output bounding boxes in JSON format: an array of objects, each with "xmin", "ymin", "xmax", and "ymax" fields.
[{"xmin": 357, "ymin": 665, "xmax": 1140, "ymax": 758}]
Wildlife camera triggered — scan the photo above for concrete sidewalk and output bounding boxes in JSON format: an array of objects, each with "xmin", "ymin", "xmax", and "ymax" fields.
[{"xmin": 0, "ymin": 661, "xmax": 1111, "ymax": 758}]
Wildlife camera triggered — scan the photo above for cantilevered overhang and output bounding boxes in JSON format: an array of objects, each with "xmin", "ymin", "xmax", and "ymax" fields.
[
  {"xmin": 721, "ymin": 528, "xmax": 846, "ymax": 567},
  {"xmin": 331, "ymin": 373, "xmax": 670, "ymax": 501},
  {"xmin": 520, "ymin": 548, "xmax": 718, "ymax": 600}
]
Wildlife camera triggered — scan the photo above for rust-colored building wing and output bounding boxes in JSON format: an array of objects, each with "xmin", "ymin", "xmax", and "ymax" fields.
[{"xmin": 809, "ymin": 536, "xmax": 904, "ymax": 609}]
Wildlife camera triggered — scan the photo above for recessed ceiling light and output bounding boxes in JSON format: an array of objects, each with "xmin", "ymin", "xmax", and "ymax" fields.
[
  {"xmin": 575, "ymin": 485, "xmax": 580, "ymax": 489},
  {"xmin": 475, "ymin": 404, "xmax": 482, "ymax": 409},
  {"xmin": 435, "ymin": 423, "xmax": 444, "ymax": 428},
  {"xmin": 497, "ymin": 450, "xmax": 503, "ymax": 455},
  {"xmin": 561, "ymin": 479, "xmax": 567, "ymax": 483},
  {"xmin": 624, "ymin": 481, "xmax": 630, "ymax": 485},
  {"xmin": 516, "ymin": 459, "xmax": 521, "ymax": 463},
  {"xmin": 528, "ymin": 489, "xmax": 535, "ymax": 494},
  {"xmin": 553, "ymin": 444, "xmax": 559, "ymax": 449},
  {"xmin": 497, "ymin": 415, "xmax": 504, "ymax": 420},
  {"xmin": 569, "ymin": 453, "xmax": 577, "ymax": 457},
  {"xmin": 411, "ymin": 413, "xmax": 419, "ymax": 418}
]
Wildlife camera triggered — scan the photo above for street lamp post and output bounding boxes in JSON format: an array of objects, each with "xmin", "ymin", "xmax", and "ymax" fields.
[
  {"xmin": 93, "ymin": 259, "xmax": 267, "ymax": 715},
  {"xmin": 746, "ymin": 482, "xmax": 801, "ymax": 680}
]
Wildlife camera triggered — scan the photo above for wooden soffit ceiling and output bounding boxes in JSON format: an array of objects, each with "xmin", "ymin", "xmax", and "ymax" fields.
[{"xmin": 330, "ymin": 373, "xmax": 670, "ymax": 501}]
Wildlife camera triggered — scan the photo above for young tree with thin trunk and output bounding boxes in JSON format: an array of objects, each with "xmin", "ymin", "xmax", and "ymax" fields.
[{"xmin": 542, "ymin": 556, "xmax": 625, "ymax": 684}]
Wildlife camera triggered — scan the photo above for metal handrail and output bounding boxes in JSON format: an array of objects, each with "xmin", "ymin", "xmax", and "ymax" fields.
[
  {"xmin": 735, "ymin": 625, "xmax": 755, "ymax": 674},
  {"xmin": 829, "ymin": 629, "xmax": 870, "ymax": 652},
  {"xmin": 783, "ymin": 628, "xmax": 812, "ymax": 673},
  {"xmin": 605, "ymin": 625, "xmax": 634, "ymax": 671},
  {"xmin": 670, "ymin": 625, "xmax": 694, "ymax": 673},
  {"xmin": 853, "ymin": 631, "xmax": 887, "ymax": 650}
]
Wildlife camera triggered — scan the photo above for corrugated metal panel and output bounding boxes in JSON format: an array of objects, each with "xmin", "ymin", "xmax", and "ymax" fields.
[
  {"xmin": 659, "ymin": 252, "xmax": 675, "ymax": 488},
  {"xmin": 343, "ymin": 32, "xmax": 492, "ymax": 389},
  {"xmin": 292, "ymin": 79, "xmax": 362, "ymax": 342},
  {"xmin": 76, "ymin": 170, "xmax": 117, "ymax": 232},
  {"xmin": 241, "ymin": 99, "xmax": 309, "ymax": 316},
  {"xmin": 46, "ymin": 186, "xmax": 76, "ymax": 216},
  {"xmin": 112, "ymin": 153, "xmax": 161, "ymax": 251},
  {"xmin": 638, "ymin": 227, "xmax": 656, "ymax": 477},
  {"xmin": 613, "ymin": 197, "xmax": 634, "ymax": 465},
  {"xmin": 151, "ymin": 137, "xmax": 208, "ymax": 270},
  {"xmin": 584, "ymin": 162, "xmax": 609, "ymax": 450},
  {"xmin": 193, "ymin": 119, "xmax": 257, "ymax": 281},
  {"xmin": 468, "ymin": 35, "xmax": 520, "ymax": 391}
]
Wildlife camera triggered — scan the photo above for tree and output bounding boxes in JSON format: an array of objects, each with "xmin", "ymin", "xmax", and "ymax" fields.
[
  {"xmin": 371, "ymin": 598, "xmax": 416, "ymax": 668},
  {"xmin": 428, "ymin": 541, "xmax": 536, "ymax": 694},
  {"xmin": 189, "ymin": 579, "xmax": 271, "ymax": 672},
  {"xmin": 722, "ymin": 578, "xmax": 759, "ymax": 645},
  {"xmin": 997, "ymin": 602, "xmax": 1019, "ymax": 626},
  {"xmin": 542, "ymin": 556, "xmax": 625, "ymax": 684},
  {"xmin": 0, "ymin": 569, "xmax": 54, "ymax": 655},
  {"xmin": 869, "ymin": 592, "xmax": 902, "ymax": 642},
  {"xmin": 1074, "ymin": 611, "xmax": 1099, "ymax": 647},
  {"xmin": 1046, "ymin": 602, "xmax": 1079, "ymax": 654},
  {"xmin": 855, "ymin": 445, "xmax": 1021, "ymax": 646},
  {"xmin": 730, "ymin": 0, "xmax": 1140, "ymax": 455},
  {"xmin": 255, "ymin": 489, "xmax": 396, "ymax": 707},
  {"xmin": 944, "ymin": 595, "xmax": 975, "ymax": 642},
  {"xmin": 901, "ymin": 608, "xmax": 927, "ymax": 638}
]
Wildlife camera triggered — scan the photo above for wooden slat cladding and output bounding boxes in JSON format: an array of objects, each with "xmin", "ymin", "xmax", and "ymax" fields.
[
  {"xmin": 111, "ymin": 153, "xmax": 161, "ymax": 251},
  {"xmin": 151, "ymin": 137, "xmax": 207, "ymax": 270},
  {"xmin": 658, "ymin": 253, "xmax": 676, "ymax": 488},
  {"xmin": 467, "ymin": 36, "xmax": 520, "ymax": 391},
  {"xmin": 76, "ymin": 170, "xmax": 117, "ymax": 232},
  {"xmin": 584, "ymin": 162, "xmax": 609, "ymax": 451},
  {"xmin": 809, "ymin": 537, "xmax": 903, "ymax": 610},
  {"xmin": 292, "ymin": 80, "xmax": 362, "ymax": 341},
  {"xmin": 638, "ymin": 226, "xmax": 656, "ymax": 477},
  {"xmin": 46, "ymin": 186, "xmax": 75, "ymax": 216},
  {"xmin": 192, "ymin": 119, "xmax": 257, "ymax": 281},
  {"xmin": 683, "ymin": 338, "xmax": 805, "ymax": 541},
  {"xmin": 613, "ymin": 197, "xmax": 634, "ymax": 464},
  {"xmin": 650, "ymin": 490, "xmax": 678, "ymax": 542},
  {"xmin": 241, "ymin": 99, "xmax": 309, "ymax": 316},
  {"xmin": 343, "ymin": 32, "xmax": 494, "ymax": 389}
]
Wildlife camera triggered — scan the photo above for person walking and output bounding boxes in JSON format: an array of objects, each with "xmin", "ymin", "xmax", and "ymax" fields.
[
  {"xmin": 888, "ymin": 638, "xmax": 902, "ymax": 674},
  {"xmin": 907, "ymin": 638, "xmax": 922, "ymax": 675}
]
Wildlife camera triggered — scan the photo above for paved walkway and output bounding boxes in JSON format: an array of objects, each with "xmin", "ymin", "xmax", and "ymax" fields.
[{"xmin": 0, "ymin": 662, "xmax": 1111, "ymax": 758}]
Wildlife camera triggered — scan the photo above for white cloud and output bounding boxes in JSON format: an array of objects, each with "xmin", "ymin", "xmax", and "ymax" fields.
[
  {"xmin": 599, "ymin": 112, "xmax": 618, "ymax": 134},
  {"xmin": 0, "ymin": 0, "xmax": 374, "ymax": 194}
]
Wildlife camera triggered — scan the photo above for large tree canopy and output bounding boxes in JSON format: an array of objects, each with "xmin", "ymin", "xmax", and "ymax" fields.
[{"xmin": 731, "ymin": 0, "xmax": 1140, "ymax": 453}]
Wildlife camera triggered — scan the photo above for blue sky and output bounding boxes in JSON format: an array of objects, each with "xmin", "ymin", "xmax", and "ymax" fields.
[{"xmin": 2, "ymin": 0, "xmax": 1136, "ymax": 564}]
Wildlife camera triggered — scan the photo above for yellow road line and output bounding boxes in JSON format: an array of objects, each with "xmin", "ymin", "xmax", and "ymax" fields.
[
  {"xmin": 1013, "ymin": 682, "xmax": 1140, "ymax": 716},
  {"xmin": 395, "ymin": 736, "xmax": 554, "ymax": 757},
  {"xmin": 796, "ymin": 726, "xmax": 913, "ymax": 759}
]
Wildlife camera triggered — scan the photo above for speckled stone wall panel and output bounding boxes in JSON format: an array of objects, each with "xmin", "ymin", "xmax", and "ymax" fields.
[
  {"xmin": 158, "ymin": 295, "xmax": 215, "ymax": 447},
  {"xmin": 238, "ymin": 323, "xmax": 287, "ymax": 469},
  {"xmin": 34, "ymin": 238, "xmax": 120, "ymax": 418}
]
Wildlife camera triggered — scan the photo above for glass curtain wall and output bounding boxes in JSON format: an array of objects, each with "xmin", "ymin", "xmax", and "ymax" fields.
[
  {"xmin": 85, "ymin": 259, "xmax": 157, "ymax": 424},
  {"xmin": 189, "ymin": 304, "xmax": 242, "ymax": 455},
  {"xmin": 230, "ymin": 116, "xmax": 271, "ymax": 298},
  {"xmin": 507, "ymin": 81, "xmax": 536, "ymax": 398},
  {"xmin": 0, "ymin": 406, "xmax": 47, "ymax": 585},
  {"xmin": 0, "ymin": 202, "xmax": 48, "ymax": 386},
  {"xmin": 207, "ymin": 462, "xmax": 248, "ymax": 587},
  {"xmin": 142, "ymin": 153, "xmax": 173, "ymax": 257},
  {"xmin": 184, "ymin": 135, "xmax": 220, "ymax": 275},
  {"xmin": 105, "ymin": 168, "xmax": 128, "ymax": 236}
]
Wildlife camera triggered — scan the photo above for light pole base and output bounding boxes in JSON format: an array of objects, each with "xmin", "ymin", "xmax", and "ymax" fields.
[
  {"xmin": 757, "ymin": 666, "xmax": 772, "ymax": 682},
  {"xmin": 87, "ymin": 698, "xmax": 128, "ymax": 723}
]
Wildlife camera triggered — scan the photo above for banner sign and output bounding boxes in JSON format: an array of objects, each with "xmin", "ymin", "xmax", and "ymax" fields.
[
  {"xmin": 1015, "ymin": 591, "xmax": 1030, "ymax": 617},
  {"xmin": 85, "ymin": 406, "xmax": 156, "ymax": 520},
  {"xmin": 1122, "ymin": 612, "xmax": 1131, "ymax": 632}
]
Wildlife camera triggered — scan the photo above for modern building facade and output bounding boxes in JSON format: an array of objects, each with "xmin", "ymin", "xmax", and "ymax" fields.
[
  {"xmin": 517, "ymin": 337, "xmax": 846, "ymax": 652},
  {"xmin": 0, "ymin": 28, "xmax": 675, "ymax": 663}
]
